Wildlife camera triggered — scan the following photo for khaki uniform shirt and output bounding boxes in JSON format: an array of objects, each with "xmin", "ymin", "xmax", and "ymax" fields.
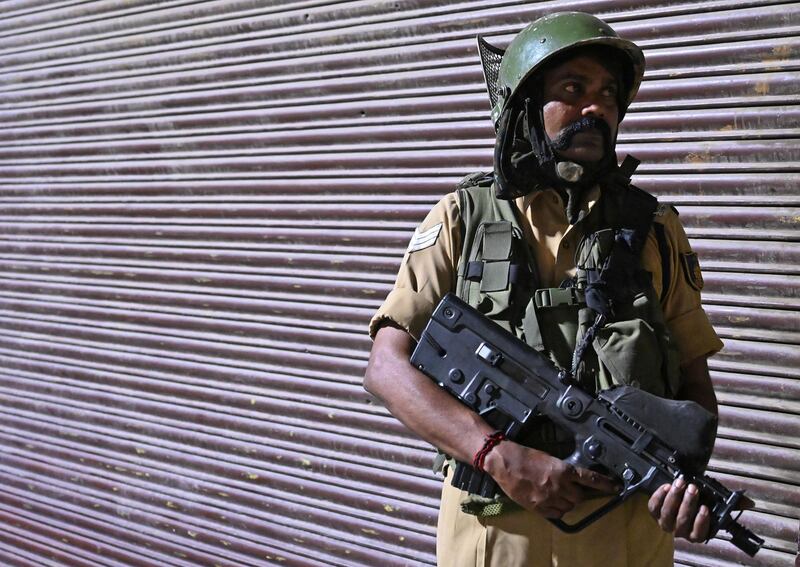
[{"xmin": 370, "ymin": 186, "xmax": 723, "ymax": 567}]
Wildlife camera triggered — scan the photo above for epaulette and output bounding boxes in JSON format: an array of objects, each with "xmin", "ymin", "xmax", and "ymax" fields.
[
  {"xmin": 653, "ymin": 203, "xmax": 679, "ymax": 219},
  {"xmin": 456, "ymin": 171, "xmax": 494, "ymax": 189}
]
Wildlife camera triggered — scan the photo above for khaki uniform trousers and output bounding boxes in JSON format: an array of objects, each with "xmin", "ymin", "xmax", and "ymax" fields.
[{"xmin": 436, "ymin": 468, "xmax": 674, "ymax": 567}]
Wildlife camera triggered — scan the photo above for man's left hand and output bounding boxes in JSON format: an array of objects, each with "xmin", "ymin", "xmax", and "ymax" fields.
[{"xmin": 647, "ymin": 477, "xmax": 710, "ymax": 543}]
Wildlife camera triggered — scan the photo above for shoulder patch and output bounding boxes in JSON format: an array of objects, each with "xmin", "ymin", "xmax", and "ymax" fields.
[
  {"xmin": 654, "ymin": 203, "xmax": 670, "ymax": 217},
  {"xmin": 680, "ymin": 252, "xmax": 704, "ymax": 291},
  {"xmin": 407, "ymin": 222, "xmax": 442, "ymax": 253}
]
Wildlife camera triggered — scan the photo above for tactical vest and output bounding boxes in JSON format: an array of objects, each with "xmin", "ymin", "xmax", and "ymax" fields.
[{"xmin": 454, "ymin": 171, "xmax": 682, "ymax": 460}]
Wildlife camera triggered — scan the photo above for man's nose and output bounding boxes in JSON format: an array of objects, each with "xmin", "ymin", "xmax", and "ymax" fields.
[{"xmin": 581, "ymin": 100, "xmax": 605, "ymax": 118}]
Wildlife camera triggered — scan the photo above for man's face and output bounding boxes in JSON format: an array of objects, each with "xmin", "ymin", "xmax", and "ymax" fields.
[{"xmin": 539, "ymin": 54, "xmax": 621, "ymax": 164}]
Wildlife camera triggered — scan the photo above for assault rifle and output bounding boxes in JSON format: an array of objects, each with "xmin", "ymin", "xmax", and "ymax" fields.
[{"xmin": 410, "ymin": 293, "xmax": 764, "ymax": 557}]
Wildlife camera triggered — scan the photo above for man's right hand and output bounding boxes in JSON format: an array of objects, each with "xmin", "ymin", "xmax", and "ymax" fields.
[{"xmin": 483, "ymin": 441, "xmax": 619, "ymax": 518}]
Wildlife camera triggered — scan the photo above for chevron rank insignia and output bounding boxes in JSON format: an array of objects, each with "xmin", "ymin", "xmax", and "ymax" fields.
[
  {"xmin": 407, "ymin": 222, "xmax": 442, "ymax": 253},
  {"xmin": 681, "ymin": 252, "xmax": 704, "ymax": 291}
]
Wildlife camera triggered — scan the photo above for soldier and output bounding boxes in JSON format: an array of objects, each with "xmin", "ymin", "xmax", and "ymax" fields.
[{"xmin": 365, "ymin": 12, "xmax": 723, "ymax": 566}]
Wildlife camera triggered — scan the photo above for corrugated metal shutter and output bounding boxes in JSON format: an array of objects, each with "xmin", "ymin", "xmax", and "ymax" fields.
[{"xmin": 0, "ymin": 1, "xmax": 796, "ymax": 566}]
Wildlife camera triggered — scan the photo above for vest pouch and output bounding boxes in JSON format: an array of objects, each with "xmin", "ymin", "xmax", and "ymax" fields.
[
  {"xmin": 593, "ymin": 318, "xmax": 668, "ymax": 397},
  {"xmin": 532, "ymin": 288, "xmax": 583, "ymax": 371},
  {"xmin": 461, "ymin": 221, "xmax": 528, "ymax": 331},
  {"xmin": 576, "ymin": 228, "xmax": 616, "ymax": 272},
  {"xmin": 616, "ymin": 289, "xmax": 682, "ymax": 398},
  {"xmin": 632, "ymin": 289, "xmax": 682, "ymax": 398}
]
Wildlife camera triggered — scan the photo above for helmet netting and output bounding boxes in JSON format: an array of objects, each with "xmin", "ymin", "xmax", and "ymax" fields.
[{"xmin": 477, "ymin": 35, "xmax": 505, "ymax": 111}]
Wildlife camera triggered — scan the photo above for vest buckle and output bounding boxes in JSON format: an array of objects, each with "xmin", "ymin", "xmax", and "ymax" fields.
[{"xmin": 534, "ymin": 287, "xmax": 584, "ymax": 308}]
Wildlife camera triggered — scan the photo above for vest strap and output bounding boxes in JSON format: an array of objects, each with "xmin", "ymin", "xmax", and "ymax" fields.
[
  {"xmin": 522, "ymin": 300, "xmax": 545, "ymax": 352},
  {"xmin": 466, "ymin": 261, "xmax": 483, "ymax": 280},
  {"xmin": 653, "ymin": 221, "xmax": 671, "ymax": 299},
  {"xmin": 618, "ymin": 154, "xmax": 641, "ymax": 179},
  {"xmin": 509, "ymin": 264, "xmax": 535, "ymax": 287}
]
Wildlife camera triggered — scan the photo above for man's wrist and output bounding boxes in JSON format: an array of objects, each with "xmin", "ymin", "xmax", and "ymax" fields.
[
  {"xmin": 481, "ymin": 437, "xmax": 515, "ymax": 479},
  {"xmin": 472, "ymin": 431, "xmax": 506, "ymax": 472}
]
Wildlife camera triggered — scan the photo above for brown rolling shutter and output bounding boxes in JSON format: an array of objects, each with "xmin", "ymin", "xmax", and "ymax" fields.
[{"xmin": 0, "ymin": 1, "xmax": 796, "ymax": 566}]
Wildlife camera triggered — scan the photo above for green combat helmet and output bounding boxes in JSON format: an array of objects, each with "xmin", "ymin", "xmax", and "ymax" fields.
[
  {"xmin": 478, "ymin": 12, "xmax": 645, "ymax": 127},
  {"xmin": 475, "ymin": 13, "xmax": 646, "ymax": 203}
]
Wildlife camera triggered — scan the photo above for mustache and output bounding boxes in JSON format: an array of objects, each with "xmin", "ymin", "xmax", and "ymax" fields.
[{"xmin": 549, "ymin": 116, "xmax": 612, "ymax": 151}]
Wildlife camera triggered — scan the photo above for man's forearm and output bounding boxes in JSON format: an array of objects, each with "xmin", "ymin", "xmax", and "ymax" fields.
[
  {"xmin": 677, "ymin": 355, "xmax": 718, "ymax": 416},
  {"xmin": 364, "ymin": 324, "xmax": 495, "ymax": 464},
  {"xmin": 365, "ymin": 321, "xmax": 645, "ymax": 519}
]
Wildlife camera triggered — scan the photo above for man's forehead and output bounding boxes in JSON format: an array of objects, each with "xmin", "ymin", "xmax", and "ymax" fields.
[{"xmin": 543, "ymin": 54, "xmax": 620, "ymax": 84}]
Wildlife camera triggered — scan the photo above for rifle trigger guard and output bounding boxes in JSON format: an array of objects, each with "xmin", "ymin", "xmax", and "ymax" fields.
[
  {"xmin": 548, "ymin": 468, "xmax": 657, "ymax": 533},
  {"xmin": 548, "ymin": 493, "xmax": 627, "ymax": 533}
]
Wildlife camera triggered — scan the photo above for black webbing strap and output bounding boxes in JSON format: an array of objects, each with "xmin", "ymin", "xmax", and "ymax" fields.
[
  {"xmin": 653, "ymin": 222, "xmax": 671, "ymax": 300},
  {"xmin": 618, "ymin": 155, "xmax": 641, "ymax": 180},
  {"xmin": 510, "ymin": 264, "xmax": 534, "ymax": 286},
  {"xmin": 466, "ymin": 261, "xmax": 483, "ymax": 280},
  {"xmin": 617, "ymin": 184, "xmax": 658, "ymax": 258},
  {"xmin": 603, "ymin": 155, "xmax": 655, "ymax": 258}
]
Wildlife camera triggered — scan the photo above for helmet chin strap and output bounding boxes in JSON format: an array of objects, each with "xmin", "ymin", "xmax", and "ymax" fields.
[
  {"xmin": 494, "ymin": 97, "xmax": 618, "ymax": 222},
  {"xmin": 493, "ymin": 101, "xmax": 544, "ymax": 200}
]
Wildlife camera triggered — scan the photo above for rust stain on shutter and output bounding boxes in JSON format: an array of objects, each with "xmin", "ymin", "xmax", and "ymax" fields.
[{"xmin": 0, "ymin": 1, "xmax": 797, "ymax": 566}]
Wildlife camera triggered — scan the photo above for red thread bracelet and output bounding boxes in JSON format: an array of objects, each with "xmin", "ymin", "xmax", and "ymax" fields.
[{"xmin": 473, "ymin": 431, "xmax": 506, "ymax": 472}]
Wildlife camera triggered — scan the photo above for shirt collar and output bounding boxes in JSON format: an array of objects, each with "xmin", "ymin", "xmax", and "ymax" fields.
[{"xmin": 515, "ymin": 185, "xmax": 602, "ymax": 224}]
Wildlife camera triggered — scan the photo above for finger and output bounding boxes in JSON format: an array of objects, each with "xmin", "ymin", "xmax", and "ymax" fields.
[
  {"xmin": 659, "ymin": 476, "xmax": 687, "ymax": 532},
  {"xmin": 555, "ymin": 464, "xmax": 584, "ymax": 505},
  {"xmin": 674, "ymin": 483, "xmax": 700, "ymax": 539},
  {"xmin": 689, "ymin": 504, "xmax": 711, "ymax": 542},
  {"xmin": 574, "ymin": 467, "xmax": 619, "ymax": 493},
  {"xmin": 648, "ymin": 484, "xmax": 670, "ymax": 519},
  {"xmin": 539, "ymin": 506, "xmax": 566, "ymax": 519},
  {"xmin": 561, "ymin": 463, "xmax": 578, "ymax": 481},
  {"xmin": 560, "ymin": 485, "xmax": 583, "ymax": 507},
  {"xmin": 537, "ymin": 497, "xmax": 575, "ymax": 519},
  {"xmin": 550, "ymin": 493, "xmax": 578, "ymax": 513}
]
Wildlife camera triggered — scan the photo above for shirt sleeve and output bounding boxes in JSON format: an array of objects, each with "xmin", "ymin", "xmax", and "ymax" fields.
[
  {"xmin": 642, "ymin": 208, "xmax": 724, "ymax": 365},
  {"xmin": 369, "ymin": 193, "xmax": 462, "ymax": 341}
]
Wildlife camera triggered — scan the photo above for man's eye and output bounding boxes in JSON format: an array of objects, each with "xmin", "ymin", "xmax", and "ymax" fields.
[
  {"xmin": 603, "ymin": 87, "xmax": 618, "ymax": 98},
  {"xmin": 564, "ymin": 83, "xmax": 580, "ymax": 94}
]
